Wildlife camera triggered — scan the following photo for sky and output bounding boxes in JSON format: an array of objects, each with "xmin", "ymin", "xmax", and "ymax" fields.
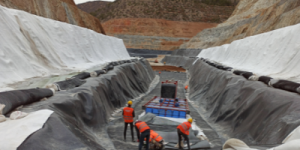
[{"xmin": 74, "ymin": 0, "xmax": 115, "ymax": 4}]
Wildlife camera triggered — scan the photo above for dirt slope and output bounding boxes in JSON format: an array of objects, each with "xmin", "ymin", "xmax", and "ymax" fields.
[
  {"xmin": 78, "ymin": 0, "xmax": 236, "ymax": 23},
  {"xmin": 0, "ymin": 0, "xmax": 105, "ymax": 34},
  {"xmin": 180, "ymin": 0, "xmax": 300, "ymax": 49},
  {"xmin": 102, "ymin": 18, "xmax": 217, "ymax": 50}
]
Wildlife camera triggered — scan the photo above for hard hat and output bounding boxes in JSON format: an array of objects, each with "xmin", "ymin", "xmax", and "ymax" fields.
[
  {"xmin": 128, "ymin": 101, "xmax": 132, "ymax": 105},
  {"xmin": 188, "ymin": 118, "xmax": 193, "ymax": 123}
]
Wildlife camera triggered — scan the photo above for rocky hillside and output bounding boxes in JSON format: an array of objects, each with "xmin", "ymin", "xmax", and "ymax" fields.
[
  {"xmin": 78, "ymin": 0, "xmax": 237, "ymax": 23},
  {"xmin": 0, "ymin": 0, "xmax": 105, "ymax": 34},
  {"xmin": 77, "ymin": 0, "xmax": 237, "ymax": 50},
  {"xmin": 181, "ymin": 0, "xmax": 300, "ymax": 49},
  {"xmin": 103, "ymin": 18, "xmax": 217, "ymax": 50}
]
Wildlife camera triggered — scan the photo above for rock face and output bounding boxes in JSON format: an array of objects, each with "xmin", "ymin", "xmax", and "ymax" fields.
[
  {"xmin": 181, "ymin": 0, "xmax": 300, "ymax": 49},
  {"xmin": 78, "ymin": 0, "xmax": 236, "ymax": 23},
  {"xmin": 103, "ymin": 18, "xmax": 217, "ymax": 50},
  {"xmin": 0, "ymin": 0, "xmax": 105, "ymax": 34}
]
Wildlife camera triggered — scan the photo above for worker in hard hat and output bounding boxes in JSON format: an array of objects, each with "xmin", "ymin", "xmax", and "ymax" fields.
[
  {"xmin": 123, "ymin": 100, "xmax": 135, "ymax": 142},
  {"xmin": 135, "ymin": 120, "xmax": 151, "ymax": 150},
  {"xmin": 145, "ymin": 130, "xmax": 164, "ymax": 150},
  {"xmin": 177, "ymin": 118, "xmax": 192, "ymax": 150}
]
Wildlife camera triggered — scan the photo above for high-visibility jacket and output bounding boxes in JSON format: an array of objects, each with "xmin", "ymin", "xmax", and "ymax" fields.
[
  {"xmin": 136, "ymin": 121, "xmax": 150, "ymax": 133},
  {"xmin": 177, "ymin": 122, "xmax": 191, "ymax": 135},
  {"xmin": 150, "ymin": 130, "xmax": 163, "ymax": 142},
  {"xmin": 185, "ymin": 85, "xmax": 188, "ymax": 90},
  {"xmin": 123, "ymin": 107, "xmax": 134, "ymax": 123},
  {"xmin": 144, "ymin": 130, "xmax": 163, "ymax": 142}
]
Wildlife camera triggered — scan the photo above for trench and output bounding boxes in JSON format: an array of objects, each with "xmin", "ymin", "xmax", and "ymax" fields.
[{"xmin": 2, "ymin": 49, "xmax": 300, "ymax": 150}]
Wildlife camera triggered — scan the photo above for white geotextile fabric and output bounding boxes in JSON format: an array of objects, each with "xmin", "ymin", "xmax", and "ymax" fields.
[
  {"xmin": 0, "ymin": 5, "xmax": 130, "ymax": 90},
  {"xmin": 282, "ymin": 126, "xmax": 300, "ymax": 143},
  {"xmin": 198, "ymin": 23, "xmax": 300, "ymax": 82},
  {"xmin": 223, "ymin": 125, "xmax": 300, "ymax": 150},
  {"xmin": 138, "ymin": 112, "xmax": 206, "ymax": 137},
  {"xmin": 0, "ymin": 109, "xmax": 53, "ymax": 150},
  {"xmin": 223, "ymin": 138, "xmax": 258, "ymax": 150},
  {"xmin": 156, "ymin": 115, "xmax": 206, "ymax": 137}
]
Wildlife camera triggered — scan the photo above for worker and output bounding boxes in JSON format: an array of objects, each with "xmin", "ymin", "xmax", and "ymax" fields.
[
  {"xmin": 123, "ymin": 100, "xmax": 135, "ymax": 142},
  {"xmin": 184, "ymin": 85, "xmax": 188, "ymax": 93},
  {"xmin": 135, "ymin": 120, "xmax": 151, "ymax": 150},
  {"xmin": 175, "ymin": 98, "xmax": 179, "ymax": 107},
  {"xmin": 177, "ymin": 118, "xmax": 192, "ymax": 150},
  {"xmin": 145, "ymin": 130, "xmax": 164, "ymax": 150}
]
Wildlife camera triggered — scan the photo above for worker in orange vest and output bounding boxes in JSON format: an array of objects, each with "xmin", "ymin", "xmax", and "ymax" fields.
[
  {"xmin": 135, "ymin": 120, "xmax": 151, "ymax": 150},
  {"xmin": 123, "ymin": 101, "xmax": 135, "ymax": 142},
  {"xmin": 184, "ymin": 85, "xmax": 188, "ymax": 93},
  {"xmin": 177, "ymin": 118, "xmax": 192, "ymax": 150},
  {"xmin": 144, "ymin": 130, "xmax": 164, "ymax": 150}
]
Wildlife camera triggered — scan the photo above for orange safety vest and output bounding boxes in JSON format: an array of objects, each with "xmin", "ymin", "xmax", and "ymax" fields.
[
  {"xmin": 177, "ymin": 122, "xmax": 191, "ymax": 135},
  {"xmin": 150, "ymin": 130, "xmax": 163, "ymax": 142},
  {"xmin": 136, "ymin": 121, "xmax": 150, "ymax": 133},
  {"xmin": 123, "ymin": 107, "xmax": 134, "ymax": 123},
  {"xmin": 185, "ymin": 85, "xmax": 188, "ymax": 90},
  {"xmin": 144, "ymin": 130, "xmax": 163, "ymax": 142}
]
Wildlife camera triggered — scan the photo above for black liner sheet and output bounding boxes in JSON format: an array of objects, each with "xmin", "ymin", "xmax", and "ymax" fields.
[
  {"xmin": 0, "ymin": 88, "xmax": 53, "ymax": 115},
  {"xmin": 127, "ymin": 48, "xmax": 172, "ymax": 58},
  {"xmin": 171, "ymin": 49, "xmax": 202, "ymax": 57},
  {"xmin": 127, "ymin": 48, "xmax": 172, "ymax": 55},
  {"xmin": 188, "ymin": 60, "xmax": 300, "ymax": 144},
  {"xmin": 17, "ymin": 59, "xmax": 155, "ymax": 150},
  {"xmin": 54, "ymin": 78, "xmax": 86, "ymax": 91},
  {"xmin": 162, "ymin": 56, "xmax": 197, "ymax": 69},
  {"xmin": 72, "ymin": 72, "xmax": 91, "ymax": 79}
]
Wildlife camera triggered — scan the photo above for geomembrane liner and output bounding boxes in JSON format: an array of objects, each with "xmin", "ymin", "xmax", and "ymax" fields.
[
  {"xmin": 15, "ymin": 59, "xmax": 155, "ymax": 149},
  {"xmin": 189, "ymin": 60, "xmax": 300, "ymax": 144}
]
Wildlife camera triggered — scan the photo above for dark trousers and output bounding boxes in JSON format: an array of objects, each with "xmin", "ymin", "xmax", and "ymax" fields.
[
  {"xmin": 139, "ymin": 129, "xmax": 150, "ymax": 150},
  {"xmin": 177, "ymin": 129, "xmax": 190, "ymax": 150},
  {"xmin": 124, "ymin": 122, "xmax": 134, "ymax": 141}
]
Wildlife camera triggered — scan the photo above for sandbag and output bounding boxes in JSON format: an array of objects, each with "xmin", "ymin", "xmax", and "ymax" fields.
[
  {"xmin": 270, "ymin": 79, "xmax": 300, "ymax": 94},
  {"xmin": 0, "ymin": 104, "xmax": 4, "ymax": 115},
  {"xmin": 109, "ymin": 62, "xmax": 119, "ymax": 66},
  {"xmin": 103, "ymin": 65, "xmax": 114, "ymax": 72},
  {"xmin": 0, "ymin": 88, "xmax": 53, "ymax": 115},
  {"xmin": 0, "ymin": 115, "xmax": 6, "ymax": 123},
  {"xmin": 90, "ymin": 70, "xmax": 106, "ymax": 77},
  {"xmin": 258, "ymin": 76, "xmax": 273, "ymax": 85},
  {"xmin": 54, "ymin": 78, "xmax": 86, "ymax": 91},
  {"xmin": 72, "ymin": 72, "xmax": 91, "ymax": 80},
  {"xmin": 223, "ymin": 139, "xmax": 257, "ymax": 150},
  {"xmin": 10, "ymin": 111, "xmax": 28, "ymax": 120}
]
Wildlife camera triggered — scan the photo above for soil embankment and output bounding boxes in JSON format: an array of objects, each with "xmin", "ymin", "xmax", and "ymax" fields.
[
  {"xmin": 0, "ymin": 0, "xmax": 105, "ymax": 34},
  {"xmin": 181, "ymin": 0, "xmax": 300, "ymax": 49},
  {"xmin": 78, "ymin": 0, "xmax": 237, "ymax": 50},
  {"xmin": 103, "ymin": 18, "xmax": 217, "ymax": 50}
]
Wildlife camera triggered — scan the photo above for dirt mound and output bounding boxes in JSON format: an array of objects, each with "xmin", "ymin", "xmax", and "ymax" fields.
[
  {"xmin": 103, "ymin": 18, "xmax": 217, "ymax": 50},
  {"xmin": 78, "ymin": 0, "xmax": 236, "ymax": 23},
  {"xmin": 0, "ymin": 0, "xmax": 105, "ymax": 34},
  {"xmin": 181, "ymin": 0, "xmax": 300, "ymax": 49}
]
